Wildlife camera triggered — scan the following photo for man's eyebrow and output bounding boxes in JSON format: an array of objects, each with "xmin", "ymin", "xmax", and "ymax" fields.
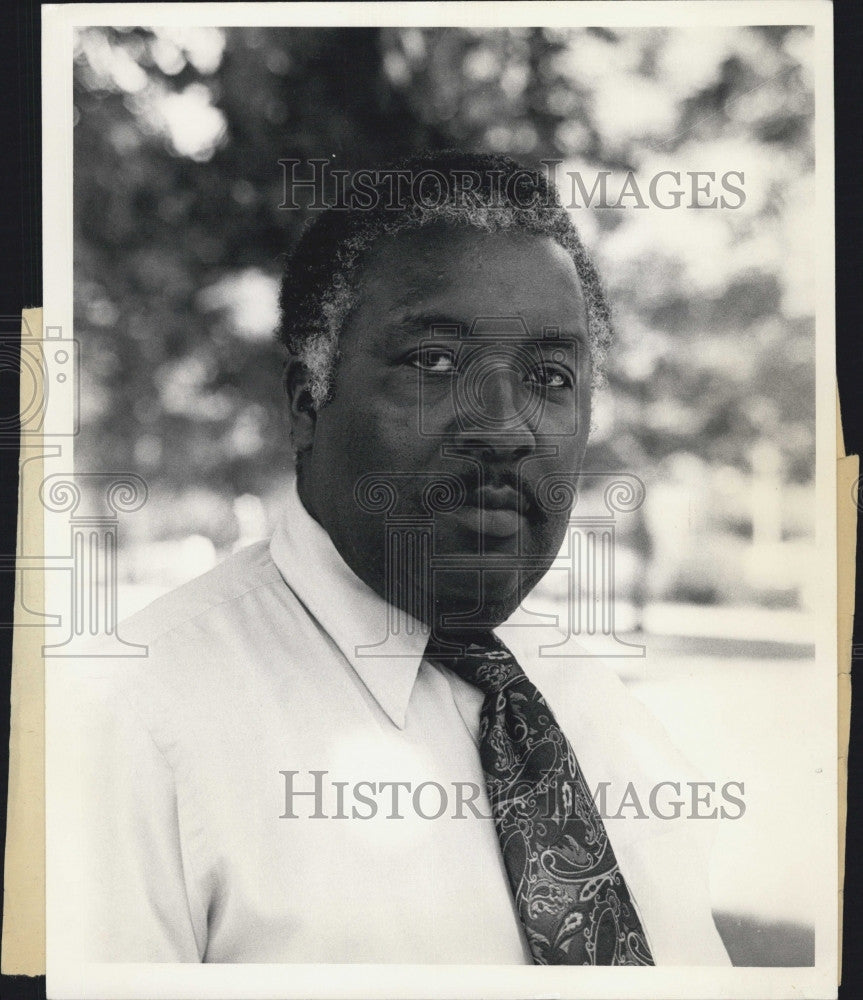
[
  {"xmin": 385, "ymin": 311, "xmax": 587, "ymax": 343},
  {"xmin": 386, "ymin": 312, "xmax": 466, "ymax": 336}
]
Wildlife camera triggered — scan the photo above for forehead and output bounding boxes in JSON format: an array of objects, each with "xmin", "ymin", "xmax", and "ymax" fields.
[{"xmin": 350, "ymin": 224, "xmax": 588, "ymax": 341}]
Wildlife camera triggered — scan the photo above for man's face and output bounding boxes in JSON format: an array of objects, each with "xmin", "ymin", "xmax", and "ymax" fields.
[{"xmin": 296, "ymin": 223, "xmax": 592, "ymax": 633}]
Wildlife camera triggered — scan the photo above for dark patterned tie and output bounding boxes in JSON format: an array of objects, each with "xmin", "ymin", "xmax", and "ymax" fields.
[{"xmin": 426, "ymin": 630, "xmax": 654, "ymax": 966}]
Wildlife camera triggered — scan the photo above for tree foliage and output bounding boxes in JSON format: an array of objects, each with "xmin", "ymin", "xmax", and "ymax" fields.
[{"xmin": 73, "ymin": 25, "xmax": 816, "ymax": 544}]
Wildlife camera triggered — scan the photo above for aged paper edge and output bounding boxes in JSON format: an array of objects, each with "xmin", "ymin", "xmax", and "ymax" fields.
[
  {"xmin": 2, "ymin": 308, "xmax": 46, "ymax": 975},
  {"xmin": 836, "ymin": 392, "xmax": 857, "ymax": 985}
]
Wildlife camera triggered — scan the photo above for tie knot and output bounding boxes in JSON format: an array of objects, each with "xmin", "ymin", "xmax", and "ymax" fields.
[{"xmin": 425, "ymin": 632, "xmax": 525, "ymax": 694}]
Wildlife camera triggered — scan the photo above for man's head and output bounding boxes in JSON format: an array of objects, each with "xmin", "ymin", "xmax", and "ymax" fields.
[{"xmin": 278, "ymin": 152, "xmax": 612, "ymax": 636}]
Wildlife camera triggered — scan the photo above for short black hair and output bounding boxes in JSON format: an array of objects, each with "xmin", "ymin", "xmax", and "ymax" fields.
[{"xmin": 278, "ymin": 150, "xmax": 613, "ymax": 407}]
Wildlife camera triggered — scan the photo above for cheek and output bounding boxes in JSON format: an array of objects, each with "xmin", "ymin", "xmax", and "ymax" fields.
[{"xmin": 318, "ymin": 388, "xmax": 430, "ymax": 479}]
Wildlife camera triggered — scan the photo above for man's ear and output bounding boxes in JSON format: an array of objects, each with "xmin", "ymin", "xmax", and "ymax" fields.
[{"xmin": 284, "ymin": 359, "xmax": 317, "ymax": 454}]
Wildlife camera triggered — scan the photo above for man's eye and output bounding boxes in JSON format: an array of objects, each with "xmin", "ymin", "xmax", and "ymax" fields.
[
  {"xmin": 410, "ymin": 349, "xmax": 458, "ymax": 374},
  {"xmin": 527, "ymin": 367, "xmax": 572, "ymax": 389}
]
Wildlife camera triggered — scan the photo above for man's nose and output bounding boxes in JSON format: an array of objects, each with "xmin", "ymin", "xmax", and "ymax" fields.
[{"xmin": 454, "ymin": 363, "xmax": 538, "ymax": 459}]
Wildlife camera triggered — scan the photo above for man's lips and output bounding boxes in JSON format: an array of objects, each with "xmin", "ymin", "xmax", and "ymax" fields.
[
  {"xmin": 445, "ymin": 484, "xmax": 528, "ymax": 538},
  {"xmin": 469, "ymin": 485, "xmax": 523, "ymax": 511}
]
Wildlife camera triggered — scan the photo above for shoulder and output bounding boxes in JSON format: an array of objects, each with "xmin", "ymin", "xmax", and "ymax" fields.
[
  {"xmin": 118, "ymin": 539, "xmax": 282, "ymax": 645},
  {"xmin": 61, "ymin": 538, "xmax": 311, "ymax": 703},
  {"xmin": 53, "ymin": 539, "xmax": 314, "ymax": 751}
]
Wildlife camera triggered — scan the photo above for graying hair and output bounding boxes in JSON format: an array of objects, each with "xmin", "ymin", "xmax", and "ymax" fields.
[{"xmin": 279, "ymin": 152, "xmax": 613, "ymax": 409}]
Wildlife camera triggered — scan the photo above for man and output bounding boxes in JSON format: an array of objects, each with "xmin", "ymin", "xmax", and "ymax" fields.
[{"xmin": 54, "ymin": 152, "xmax": 730, "ymax": 966}]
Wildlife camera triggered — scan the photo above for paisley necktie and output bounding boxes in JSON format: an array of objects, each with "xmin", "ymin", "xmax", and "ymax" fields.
[{"xmin": 426, "ymin": 630, "xmax": 654, "ymax": 966}]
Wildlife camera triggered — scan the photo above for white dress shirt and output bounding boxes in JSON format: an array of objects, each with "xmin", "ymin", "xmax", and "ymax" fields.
[{"xmin": 50, "ymin": 481, "xmax": 730, "ymax": 966}]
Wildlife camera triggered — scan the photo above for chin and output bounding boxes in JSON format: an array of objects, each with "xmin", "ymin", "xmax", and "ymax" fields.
[{"xmin": 428, "ymin": 571, "xmax": 525, "ymax": 634}]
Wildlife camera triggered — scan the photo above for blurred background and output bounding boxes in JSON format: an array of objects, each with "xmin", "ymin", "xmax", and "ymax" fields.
[{"xmin": 73, "ymin": 25, "xmax": 818, "ymax": 963}]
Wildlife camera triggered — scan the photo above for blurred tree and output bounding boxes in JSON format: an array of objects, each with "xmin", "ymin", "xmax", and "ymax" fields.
[
  {"xmin": 73, "ymin": 25, "xmax": 816, "ymax": 553},
  {"xmin": 74, "ymin": 26, "xmax": 449, "ymax": 504}
]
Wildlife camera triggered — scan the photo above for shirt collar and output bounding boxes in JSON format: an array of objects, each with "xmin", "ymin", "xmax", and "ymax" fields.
[{"xmin": 269, "ymin": 478, "xmax": 429, "ymax": 730}]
